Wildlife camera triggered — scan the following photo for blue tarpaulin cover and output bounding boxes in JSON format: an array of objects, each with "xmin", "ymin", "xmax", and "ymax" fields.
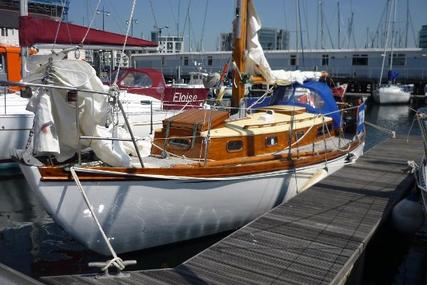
[{"xmin": 388, "ymin": 70, "xmax": 399, "ymax": 82}]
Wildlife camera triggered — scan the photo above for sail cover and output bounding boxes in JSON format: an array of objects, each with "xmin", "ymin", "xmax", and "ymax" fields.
[
  {"xmin": 19, "ymin": 16, "xmax": 157, "ymax": 47},
  {"xmin": 27, "ymin": 59, "xmax": 138, "ymax": 167},
  {"xmin": 387, "ymin": 70, "xmax": 399, "ymax": 82},
  {"xmin": 245, "ymin": 0, "xmax": 321, "ymax": 84}
]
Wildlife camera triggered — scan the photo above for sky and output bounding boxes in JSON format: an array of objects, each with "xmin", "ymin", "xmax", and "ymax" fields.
[{"xmin": 67, "ymin": 0, "xmax": 427, "ymax": 51}]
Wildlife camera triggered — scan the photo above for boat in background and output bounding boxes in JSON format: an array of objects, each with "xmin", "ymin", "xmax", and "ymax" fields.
[
  {"xmin": 0, "ymin": 44, "xmax": 34, "ymax": 166},
  {"xmin": 373, "ymin": 71, "xmax": 412, "ymax": 104},
  {"xmin": 104, "ymin": 67, "xmax": 209, "ymax": 137},
  {"xmin": 106, "ymin": 67, "xmax": 209, "ymax": 110},
  {"xmin": 373, "ymin": 0, "xmax": 412, "ymax": 104},
  {"xmin": 0, "ymin": 92, "xmax": 33, "ymax": 164}
]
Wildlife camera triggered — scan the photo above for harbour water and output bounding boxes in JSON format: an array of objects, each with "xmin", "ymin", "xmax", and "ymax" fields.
[{"xmin": 0, "ymin": 98, "xmax": 425, "ymax": 280}]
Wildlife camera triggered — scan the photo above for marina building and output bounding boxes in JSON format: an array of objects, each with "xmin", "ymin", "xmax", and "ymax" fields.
[
  {"xmin": 131, "ymin": 48, "xmax": 427, "ymax": 82},
  {"xmin": 219, "ymin": 28, "xmax": 290, "ymax": 51},
  {"xmin": 420, "ymin": 25, "xmax": 427, "ymax": 48},
  {"xmin": 150, "ymin": 31, "xmax": 184, "ymax": 53}
]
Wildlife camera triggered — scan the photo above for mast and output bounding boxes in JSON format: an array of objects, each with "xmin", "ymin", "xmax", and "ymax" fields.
[
  {"xmin": 405, "ymin": 0, "xmax": 409, "ymax": 47},
  {"xmin": 379, "ymin": 0, "xmax": 394, "ymax": 85},
  {"xmin": 320, "ymin": 0, "xmax": 324, "ymax": 49},
  {"xmin": 20, "ymin": 0, "xmax": 29, "ymax": 81},
  {"xmin": 389, "ymin": 0, "xmax": 397, "ymax": 73},
  {"xmin": 337, "ymin": 0, "xmax": 340, "ymax": 49},
  {"xmin": 231, "ymin": 0, "xmax": 248, "ymax": 112},
  {"xmin": 295, "ymin": 0, "xmax": 299, "ymax": 51}
]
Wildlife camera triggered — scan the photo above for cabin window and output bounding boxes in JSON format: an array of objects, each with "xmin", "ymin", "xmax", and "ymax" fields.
[
  {"xmin": 184, "ymin": 56, "xmax": 189, "ymax": 65},
  {"xmin": 290, "ymin": 55, "xmax": 297, "ymax": 66},
  {"xmin": 352, "ymin": 54, "xmax": 368, "ymax": 66},
  {"xmin": 295, "ymin": 131, "xmax": 305, "ymax": 141},
  {"xmin": 316, "ymin": 123, "xmax": 331, "ymax": 137},
  {"xmin": 317, "ymin": 127, "xmax": 326, "ymax": 137},
  {"xmin": 322, "ymin": 54, "xmax": 329, "ymax": 66},
  {"xmin": 208, "ymin": 56, "xmax": 213, "ymax": 66},
  {"xmin": 167, "ymin": 42, "xmax": 173, "ymax": 52},
  {"xmin": 175, "ymin": 42, "xmax": 182, "ymax": 51},
  {"xmin": 121, "ymin": 72, "xmax": 153, "ymax": 88},
  {"xmin": 168, "ymin": 138, "xmax": 191, "ymax": 149},
  {"xmin": 389, "ymin": 54, "xmax": 406, "ymax": 66},
  {"xmin": 227, "ymin": 140, "xmax": 243, "ymax": 152},
  {"xmin": 265, "ymin": 136, "xmax": 278, "ymax": 147}
]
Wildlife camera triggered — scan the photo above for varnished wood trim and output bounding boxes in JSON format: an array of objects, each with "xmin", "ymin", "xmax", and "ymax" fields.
[{"xmin": 39, "ymin": 138, "xmax": 363, "ymax": 182}]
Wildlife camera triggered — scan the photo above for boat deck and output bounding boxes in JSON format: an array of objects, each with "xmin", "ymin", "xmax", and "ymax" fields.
[{"xmin": 40, "ymin": 137, "xmax": 422, "ymax": 284}]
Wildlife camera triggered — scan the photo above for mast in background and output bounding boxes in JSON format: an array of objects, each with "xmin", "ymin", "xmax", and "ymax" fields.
[
  {"xmin": 20, "ymin": 0, "xmax": 29, "ymax": 80},
  {"xmin": 231, "ymin": 0, "xmax": 248, "ymax": 113},
  {"xmin": 405, "ymin": 0, "xmax": 409, "ymax": 48},
  {"xmin": 337, "ymin": 0, "xmax": 340, "ymax": 49}
]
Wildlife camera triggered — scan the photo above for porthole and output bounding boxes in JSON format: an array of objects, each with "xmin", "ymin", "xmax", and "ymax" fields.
[
  {"xmin": 265, "ymin": 136, "xmax": 278, "ymax": 147},
  {"xmin": 227, "ymin": 140, "xmax": 243, "ymax": 152},
  {"xmin": 168, "ymin": 138, "xmax": 191, "ymax": 149}
]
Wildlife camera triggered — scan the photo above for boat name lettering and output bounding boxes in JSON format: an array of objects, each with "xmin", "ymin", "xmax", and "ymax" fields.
[{"xmin": 172, "ymin": 92, "xmax": 198, "ymax": 102}]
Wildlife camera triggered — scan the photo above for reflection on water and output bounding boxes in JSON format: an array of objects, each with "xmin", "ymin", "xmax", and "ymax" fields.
[
  {"xmin": 0, "ymin": 173, "xmax": 229, "ymax": 277},
  {"xmin": 0, "ymin": 99, "xmax": 425, "ymax": 278},
  {"xmin": 365, "ymin": 100, "xmax": 422, "ymax": 149}
]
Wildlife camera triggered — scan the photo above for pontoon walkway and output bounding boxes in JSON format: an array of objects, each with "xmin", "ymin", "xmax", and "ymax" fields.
[{"xmin": 37, "ymin": 137, "xmax": 423, "ymax": 284}]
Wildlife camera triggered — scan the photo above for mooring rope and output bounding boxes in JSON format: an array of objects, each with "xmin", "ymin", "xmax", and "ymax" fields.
[{"xmin": 69, "ymin": 167, "xmax": 127, "ymax": 272}]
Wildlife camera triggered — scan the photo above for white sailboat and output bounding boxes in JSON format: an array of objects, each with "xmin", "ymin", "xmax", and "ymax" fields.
[
  {"xmin": 0, "ymin": 91, "xmax": 33, "ymax": 164},
  {"xmin": 18, "ymin": 0, "xmax": 365, "ymax": 262},
  {"xmin": 373, "ymin": 0, "xmax": 411, "ymax": 104}
]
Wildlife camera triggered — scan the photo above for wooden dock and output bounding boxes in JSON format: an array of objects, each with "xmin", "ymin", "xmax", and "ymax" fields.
[{"xmin": 38, "ymin": 137, "xmax": 422, "ymax": 285}]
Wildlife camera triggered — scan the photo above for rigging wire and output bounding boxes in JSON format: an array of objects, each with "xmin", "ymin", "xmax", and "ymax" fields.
[
  {"xmin": 148, "ymin": 0, "xmax": 159, "ymax": 30},
  {"xmin": 181, "ymin": 0, "xmax": 191, "ymax": 39},
  {"xmin": 371, "ymin": 2, "xmax": 387, "ymax": 48},
  {"xmin": 167, "ymin": 0, "xmax": 178, "ymax": 35},
  {"xmin": 80, "ymin": 0, "xmax": 102, "ymax": 45},
  {"xmin": 379, "ymin": 0, "xmax": 395, "ymax": 85},
  {"xmin": 282, "ymin": 0, "xmax": 288, "ymax": 33},
  {"xmin": 321, "ymin": 5, "xmax": 335, "ymax": 49},
  {"xmin": 105, "ymin": 0, "xmax": 130, "ymax": 35},
  {"xmin": 301, "ymin": 0, "xmax": 311, "ymax": 49},
  {"xmin": 198, "ymin": 0, "xmax": 209, "ymax": 52},
  {"xmin": 112, "ymin": 0, "xmax": 137, "ymax": 85},
  {"xmin": 51, "ymin": 0, "xmax": 67, "ymax": 51}
]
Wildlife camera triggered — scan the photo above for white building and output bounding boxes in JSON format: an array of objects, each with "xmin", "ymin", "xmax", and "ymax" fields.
[{"xmin": 151, "ymin": 31, "xmax": 184, "ymax": 53}]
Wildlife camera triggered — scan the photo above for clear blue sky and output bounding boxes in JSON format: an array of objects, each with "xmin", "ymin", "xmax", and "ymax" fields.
[{"xmin": 68, "ymin": 0, "xmax": 427, "ymax": 51}]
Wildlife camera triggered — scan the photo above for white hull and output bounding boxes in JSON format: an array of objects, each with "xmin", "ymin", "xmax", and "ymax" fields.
[
  {"xmin": 372, "ymin": 85, "xmax": 411, "ymax": 104},
  {"xmin": 20, "ymin": 143, "xmax": 364, "ymax": 255},
  {"xmin": 0, "ymin": 93, "xmax": 34, "ymax": 161}
]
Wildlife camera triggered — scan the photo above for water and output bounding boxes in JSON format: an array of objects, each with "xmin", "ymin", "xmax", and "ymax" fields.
[{"xmin": 0, "ymin": 98, "xmax": 425, "ymax": 279}]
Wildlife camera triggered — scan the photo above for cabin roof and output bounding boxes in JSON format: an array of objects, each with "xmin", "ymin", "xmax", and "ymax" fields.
[
  {"xmin": 164, "ymin": 109, "xmax": 229, "ymax": 131},
  {"xmin": 202, "ymin": 111, "xmax": 332, "ymax": 138}
]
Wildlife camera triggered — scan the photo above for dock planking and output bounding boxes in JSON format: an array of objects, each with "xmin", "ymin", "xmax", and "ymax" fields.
[{"xmin": 41, "ymin": 137, "xmax": 423, "ymax": 285}]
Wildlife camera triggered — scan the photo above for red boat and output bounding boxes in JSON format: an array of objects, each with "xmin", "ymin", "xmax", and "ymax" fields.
[{"xmin": 110, "ymin": 68, "xmax": 209, "ymax": 110}]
